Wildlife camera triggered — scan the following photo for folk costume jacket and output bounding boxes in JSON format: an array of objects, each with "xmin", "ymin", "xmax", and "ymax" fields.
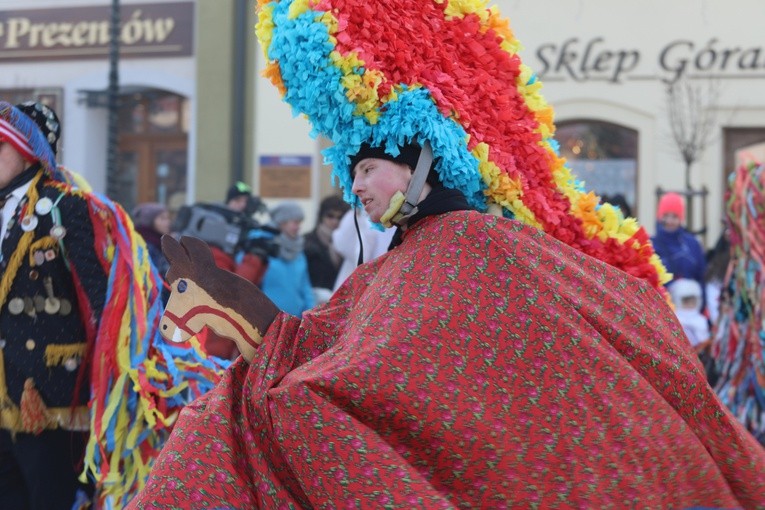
[
  {"xmin": 131, "ymin": 211, "xmax": 765, "ymax": 509},
  {"xmin": 0, "ymin": 170, "xmax": 107, "ymax": 433}
]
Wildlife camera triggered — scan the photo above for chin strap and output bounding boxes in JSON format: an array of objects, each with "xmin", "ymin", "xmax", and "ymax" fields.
[
  {"xmin": 353, "ymin": 208, "xmax": 364, "ymax": 266},
  {"xmin": 388, "ymin": 141, "xmax": 433, "ymax": 227}
]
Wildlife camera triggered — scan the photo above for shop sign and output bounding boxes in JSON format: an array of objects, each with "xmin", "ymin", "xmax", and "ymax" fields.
[
  {"xmin": 534, "ymin": 37, "xmax": 765, "ymax": 84},
  {"xmin": 259, "ymin": 155, "xmax": 312, "ymax": 199},
  {"xmin": 0, "ymin": 2, "xmax": 193, "ymax": 61}
]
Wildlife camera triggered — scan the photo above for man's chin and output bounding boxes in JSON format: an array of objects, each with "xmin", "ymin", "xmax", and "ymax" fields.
[{"xmin": 364, "ymin": 205, "xmax": 380, "ymax": 223}]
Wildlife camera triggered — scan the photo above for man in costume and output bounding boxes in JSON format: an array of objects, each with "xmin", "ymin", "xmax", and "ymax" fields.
[
  {"xmin": 0, "ymin": 101, "xmax": 225, "ymax": 510},
  {"xmin": 131, "ymin": 1, "xmax": 765, "ymax": 508},
  {"xmin": 0, "ymin": 101, "xmax": 106, "ymax": 509},
  {"xmin": 713, "ymin": 159, "xmax": 765, "ymax": 446}
]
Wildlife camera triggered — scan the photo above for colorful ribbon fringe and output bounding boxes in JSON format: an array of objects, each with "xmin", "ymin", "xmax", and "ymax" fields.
[
  {"xmin": 255, "ymin": 0, "xmax": 669, "ymax": 293},
  {"xmin": 76, "ymin": 192, "xmax": 229, "ymax": 509},
  {"xmin": 41, "ymin": 181, "xmax": 229, "ymax": 508},
  {"xmin": 714, "ymin": 160, "xmax": 765, "ymax": 444}
]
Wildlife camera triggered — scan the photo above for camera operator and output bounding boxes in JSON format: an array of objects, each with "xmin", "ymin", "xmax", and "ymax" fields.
[
  {"xmin": 226, "ymin": 181, "xmax": 255, "ymax": 213},
  {"xmin": 219, "ymin": 182, "xmax": 274, "ymax": 286}
]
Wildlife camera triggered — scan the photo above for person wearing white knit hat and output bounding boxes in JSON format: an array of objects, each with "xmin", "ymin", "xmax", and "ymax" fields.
[
  {"xmin": 260, "ymin": 201, "xmax": 315, "ymax": 316},
  {"xmin": 669, "ymin": 278, "xmax": 711, "ymax": 351}
]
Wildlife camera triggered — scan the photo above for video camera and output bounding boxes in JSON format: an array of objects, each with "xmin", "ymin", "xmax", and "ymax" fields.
[{"xmin": 172, "ymin": 202, "xmax": 279, "ymax": 259}]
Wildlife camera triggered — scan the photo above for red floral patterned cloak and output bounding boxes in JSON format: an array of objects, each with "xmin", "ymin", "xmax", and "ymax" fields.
[{"xmin": 130, "ymin": 212, "xmax": 765, "ymax": 509}]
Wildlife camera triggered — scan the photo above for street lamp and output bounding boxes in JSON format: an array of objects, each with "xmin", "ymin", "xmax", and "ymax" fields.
[{"xmin": 106, "ymin": 0, "xmax": 120, "ymax": 199}]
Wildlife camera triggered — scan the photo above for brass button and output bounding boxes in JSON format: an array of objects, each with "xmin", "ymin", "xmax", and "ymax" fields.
[
  {"xmin": 29, "ymin": 270, "xmax": 39, "ymax": 281},
  {"xmin": 44, "ymin": 297, "xmax": 60, "ymax": 315},
  {"xmin": 25, "ymin": 339, "xmax": 36, "ymax": 351},
  {"xmin": 35, "ymin": 197, "xmax": 53, "ymax": 216}
]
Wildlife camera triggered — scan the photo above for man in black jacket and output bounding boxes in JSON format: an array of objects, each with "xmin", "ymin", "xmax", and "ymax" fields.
[{"xmin": 0, "ymin": 101, "xmax": 108, "ymax": 510}]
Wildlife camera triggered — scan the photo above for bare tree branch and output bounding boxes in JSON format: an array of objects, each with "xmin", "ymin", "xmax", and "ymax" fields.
[{"xmin": 666, "ymin": 77, "xmax": 720, "ymax": 189}]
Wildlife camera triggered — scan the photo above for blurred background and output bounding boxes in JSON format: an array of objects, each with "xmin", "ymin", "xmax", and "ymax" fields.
[{"xmin": 0, "ymin": 0, "xmax": 763, "ymax": 246}]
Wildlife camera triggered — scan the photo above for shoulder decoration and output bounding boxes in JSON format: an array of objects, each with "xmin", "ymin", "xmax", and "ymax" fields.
[
  {"xmin": 255, "ymin": 0, "xmax": 669, "ymax": 293},
  {"xmin": 78, "ymin": 191, "xmax": 230, "ymax": 509}
]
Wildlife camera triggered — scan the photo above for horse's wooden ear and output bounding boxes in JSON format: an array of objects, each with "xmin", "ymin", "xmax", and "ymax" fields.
[
  {"xmin": 179, "ymin": 236, "xmax": 217, "ymax": 268},
  {"xmin": 161, "ymin": 234, "xmax": 188, "ymax": 265}
]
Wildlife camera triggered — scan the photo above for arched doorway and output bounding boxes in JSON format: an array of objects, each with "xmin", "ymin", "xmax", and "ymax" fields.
[
  {"xmin": 556, "ymin": 119, "xmax": 639, "ymax": 217},
  {"xmin": 115, "ymin": 88, "xmax": 189, "ymax": 212}
]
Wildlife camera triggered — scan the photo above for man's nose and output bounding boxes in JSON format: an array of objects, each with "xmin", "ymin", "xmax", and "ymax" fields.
[{"xmin": 351, "ymin": 174, "xmax": 362, "ymax": 195}]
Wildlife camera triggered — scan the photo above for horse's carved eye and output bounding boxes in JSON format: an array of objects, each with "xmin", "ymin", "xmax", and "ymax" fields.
[{"xmin": 177, "ymin": 279, "xmax": 188, "ymax": 293}]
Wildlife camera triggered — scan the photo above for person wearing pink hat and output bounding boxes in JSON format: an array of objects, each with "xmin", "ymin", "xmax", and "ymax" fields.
[{"xmin": 651, "ymin": 192, "xmax": 707, "ymax": 309}]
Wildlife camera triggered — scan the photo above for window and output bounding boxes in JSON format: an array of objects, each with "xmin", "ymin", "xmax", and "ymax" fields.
[
  {"xmin": 116, "ymin": 89, "xmax": 189, "ymax": 212},
  {"xmin": 117, "ymin": 90, "xmax": 188, "ymax": 135},
  {"xmin": 556, "ymin": 120, "xmax": 639, "ymax": 217}
]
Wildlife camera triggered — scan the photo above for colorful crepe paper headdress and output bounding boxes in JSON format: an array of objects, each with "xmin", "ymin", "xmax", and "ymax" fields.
[{"xmin": 255, "ymin": 0, "xmax": 669, "ymax": 292}]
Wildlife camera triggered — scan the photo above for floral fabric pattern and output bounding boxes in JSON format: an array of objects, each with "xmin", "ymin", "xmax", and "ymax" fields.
[{"xmin": 130, "ymin": 212, "xmax": 765, "ymax": 509}]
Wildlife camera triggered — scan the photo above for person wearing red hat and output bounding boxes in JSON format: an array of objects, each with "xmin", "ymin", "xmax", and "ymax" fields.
[{"xmin": 651, "ymin": 192, "xmax": 707, "ymax": 310}]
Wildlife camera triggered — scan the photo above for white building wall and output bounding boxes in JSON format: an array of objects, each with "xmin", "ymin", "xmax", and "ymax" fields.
[{"xmin": 252, "ymin": 51, "xmax": 315, "ymax": 219}]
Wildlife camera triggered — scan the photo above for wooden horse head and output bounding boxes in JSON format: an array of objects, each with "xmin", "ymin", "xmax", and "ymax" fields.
[{"xmin": 160, "ymin": 235, "xmax": 280, "ymax": 362}]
